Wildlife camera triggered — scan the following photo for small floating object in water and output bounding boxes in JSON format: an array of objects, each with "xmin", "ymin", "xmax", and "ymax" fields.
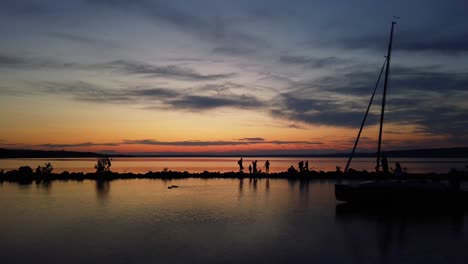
[
  {"xmin": 171, "ymin": 185, "xmax": 179, "ymax": 188},
  {"xmin": 168, "ymin": 186, "xmax": 173, "ymax": 189}
]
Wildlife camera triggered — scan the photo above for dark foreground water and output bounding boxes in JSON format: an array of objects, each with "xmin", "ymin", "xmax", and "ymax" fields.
[{"xmin": 1, "ymin": 179, "xmax": 467, "ymax": 263}]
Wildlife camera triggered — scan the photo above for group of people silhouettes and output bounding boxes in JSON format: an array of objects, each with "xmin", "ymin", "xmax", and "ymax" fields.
[
  {"xmin": 288, "ymin": 160, "xmax": 310, "ymax": 173},
  {"xmin": 380, "ymin": 154, "xmax": 405, "ymax": 176},
  {"xmin": 238, "ymin": 156, "xmax": 406, "ymax": 176},
  {"xmin": 298, "ymin": 160, "xmax": 309, "ymax": 172},
  {"xmin": 238, "ymin": 158, "xmax": 270, "ymax": 174},
  {"xmin": 238, "ymin": 158, "xmax": 313, "ymax": 174}
]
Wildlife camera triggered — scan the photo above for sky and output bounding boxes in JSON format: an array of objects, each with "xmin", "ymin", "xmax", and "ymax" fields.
[{"xmin": 1, "ymin": 0, "xmax": 467, "ymax": 155}]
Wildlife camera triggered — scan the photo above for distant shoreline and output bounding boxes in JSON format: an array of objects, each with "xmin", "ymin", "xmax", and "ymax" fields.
[{"xmin": 2, "ymin": 147, "xmax": 468, "ymax": 159}]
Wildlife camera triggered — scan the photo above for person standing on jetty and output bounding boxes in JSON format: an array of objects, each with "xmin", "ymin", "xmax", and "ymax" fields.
[
  {"xmin": 305, "ymin": 160, "xmax": 309, "ymax": 171},
  {"xmin": 252, "ymin": 160, "xmax": 258, "ymax": 174},
  {"xmin": 238, "ymin": 158, "xmax": 244, "ymax": 173},
  {"xmin": 381, "ymin": 155, "xmax": 389, "ymax": 174},
  {"xmin": 298, "ymin": 161, "xmax": 304, "ymax": 172},
  {"xmin": 249, "ymin": 164, "xmax": 252, "ymax": 174},
  {"xmin": 392, "ymin": 162, "xmax": 404, "ymax": 177},
  {"xmin": 265, "ymin": 160, "xmax": 270, "ymax": 174}
]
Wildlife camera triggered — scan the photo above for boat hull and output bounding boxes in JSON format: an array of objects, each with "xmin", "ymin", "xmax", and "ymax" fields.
[{"xmin": 335, "ymin": 181, "xmax": 468, "ymax": 206}]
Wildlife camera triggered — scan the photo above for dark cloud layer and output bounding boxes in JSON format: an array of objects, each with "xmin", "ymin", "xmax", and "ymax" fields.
[
  {"xmin": 88, "ymin": 0, "xmax": 268, "ymax": 55},
  {"xmin": 167, "ymin": 94, "xmax": 263, "ymax": 111},
  {"xmin": 269, "ymin": 63, "xmax": 468, "ymax": 141},
  {"xmin": 103, "ymin": 60, "xmax": 236, "ymax": 81},
  {"xmin": 270, "ymin": 94, "xmax": 379, "ymax": 128},
  {"xmin": 39, "ymin": 142, "xmax": 119, "ymax": 148},
  {"xmin": 279, "ymin": 56, "xmax": 349, "ymax": 68},
  {"xmin": 0, "ymin": 54, "xmax": 235, "ymax": 82},
  {"xmin": 338, "ymin": 29, "xmax": 468, "ymax": 55},
  {"xmin": 38, "ymin": 139, "xmax": 321, "ymax": 148},
  {"xmin": 37, "ymin": 81, "xmax": 264, "ymax": 112},
  {"xmin": 239, "ymin": 138, "xmax": 265, "ymax": 141}
]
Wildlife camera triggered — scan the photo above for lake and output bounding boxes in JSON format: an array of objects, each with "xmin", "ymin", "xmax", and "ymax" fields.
[
  {"xmin": 1, "ymin": 179, "xmax": 467, "ymax": 263},
  {"xmin": 1, "ymin": 157, "xmax": 467, "ymax": 174}
]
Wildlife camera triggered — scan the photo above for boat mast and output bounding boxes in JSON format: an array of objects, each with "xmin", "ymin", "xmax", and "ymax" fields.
[
  {"xmin": 376, "ymin": 21, "xmax": 396, "ymax": 172},
  {"xmin": 344, "ymin": 57, "xmax": 387, "ymax": 174}
]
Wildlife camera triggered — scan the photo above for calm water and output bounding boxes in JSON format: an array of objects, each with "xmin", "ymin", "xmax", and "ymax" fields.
[
  {"xmin": 1, "ymin": 179, "xmax": 467, "ymax": 263},
  {"xmin": 1, "ymin": 157, "xmax": 467, "ymax": 174}
]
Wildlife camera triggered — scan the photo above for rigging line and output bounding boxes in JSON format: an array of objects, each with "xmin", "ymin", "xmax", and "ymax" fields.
[{"xmin": 343, "ymin": 57, "xmax": 388, "ymax": 175}]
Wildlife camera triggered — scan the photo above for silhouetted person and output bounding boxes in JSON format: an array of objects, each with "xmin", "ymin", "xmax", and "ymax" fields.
[
  {"xmin": 393, "ymin": 162, "xmax": 403, "ymax": 177},
  {"xmin": 298, "ymin": 161, "xmax": 304, "ymax": 172},
  {"xmin": 238, "ymin": 158, "xmax": 244, "ymax": 173},
  {"xmin": 336, "ymin": 166, "xmax": 342, "ymax": 173},
  {"xmin": 288, "ymin": 165, "xmax": 297, "ymax": 173},
  {"xmin": 248, "ymin": 164, "xmax": 252, "ymax": 174},
  {"xmin": 305, "ymin": 160, "xmax": 309, "ymax": 171},
  {"xmin": 253, "ymin": 160, "xmax": 258, "ymax": 174},
  {"xmin": 381, "ymin": 155, "xmax": 389, "ymax": 173},
  {"xmin": 265, "ymin": 160, "xmax": 270, "ymax": 174},
  {"xmin": 106, "ymin": 156, "xmax": 112, "ymax": 169}
]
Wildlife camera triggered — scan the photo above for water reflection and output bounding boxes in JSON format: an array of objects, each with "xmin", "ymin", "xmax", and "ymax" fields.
[
  {"xmin": 299, "ymin": 178, "xmax": 309, "ymax": 194},
  {"xmin": 238, "ymin": 178, "xmax": 244, "ymax": 200},
  {"xmin": 287, "ymin": 178, "xmax": 297, "ymax": 190},
  {"xmin": 96, "ymin": 180, "xmax": 111, "ymax": 201},
  {"xmin": 1, "ymin": 179, "xmax": 468, "ymax": 263},
  {"xmin": 335, "ymin": 202, "xmax": 467, "ymax": 262},
  {"xmin": 36, "ymin": 179, "xmax": 52, "ymax": 192}
]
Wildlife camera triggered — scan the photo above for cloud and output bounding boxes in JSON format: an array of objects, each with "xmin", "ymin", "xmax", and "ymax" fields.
[
  {"xmin": 396, "ymin": 33, "xmax": 468, "ymax": 54},
  {"xmin": 0, "ymin": 54, "xmax": 235, "ymax": 82},
  {"xmin": 270, "ymin": 93, "xmax": 379, "ymax": 128},
  {"xmin": 0, "ymin": 1, "xmax": 51, "ymax": 17},
  {"xmin": 166, "ymin": 94, "xmax": 263, "ymax": 111},
  {"xmin": 103, "ymin": 60, "xmax": 236, "ymax": 81},
  {"xmin": 42, "ymin": 82, "xmax": 140, "ymax": 103},
  {"xmin": 279, "ymin": 55, "xmax": 349, "ymax": 68},
  {"xmin": 36, "ymin": 138, "xmax": 321, "ymax": 149},
  {"xmin": 39, "ymin": 142, "xmax": 119, "ymax": 148},
  {"xmin": 88, "ymin": 0, "xmax": 268, "ymax": 54},
  {"xmin": 129, "ymin": 88, "xmax": 181, "ymax": 98},
  {"xmin": 122, "ymin": 139, "xmax": 320, "ymax": 146},
  {"xmin": 0, "ymin": 54, "xmax": 83, "ymax": 73},
  {"xmin": 0, "ymin": 54, "xmax": 63, "ymax": 69},
  {"xmin": 239, "ymin": 138, "xmax": 265, "ymax": 141},
  {"xmin": 48, "ymin": 32, "xmax": 118, "ymax": 48},
  {"xmin": 37, "ymin": 82, "xmax": 175, "ymax": 104},
  {"xmin": 30, "ymin": 81, "xmax": 266, "ymax": 112},
  {"xmin": 340, "ymin": 30, "xmax": 468, "ymax": 55},
  {"xmin": 0, "ymin": 55, "xmax": 24, "ymax": 66},
  {"xmin": 212, "ymin": 46, "xmax": 255, "ymax": 56},
  {"xmin": 269, "ymin": 62, "xmax": 468, "ymax": 140}
]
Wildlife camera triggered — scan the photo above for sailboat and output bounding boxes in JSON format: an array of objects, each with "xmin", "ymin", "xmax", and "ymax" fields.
[{"xmin": 335, "ymin": 21, "xmax": 468, "ymax": 206}]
